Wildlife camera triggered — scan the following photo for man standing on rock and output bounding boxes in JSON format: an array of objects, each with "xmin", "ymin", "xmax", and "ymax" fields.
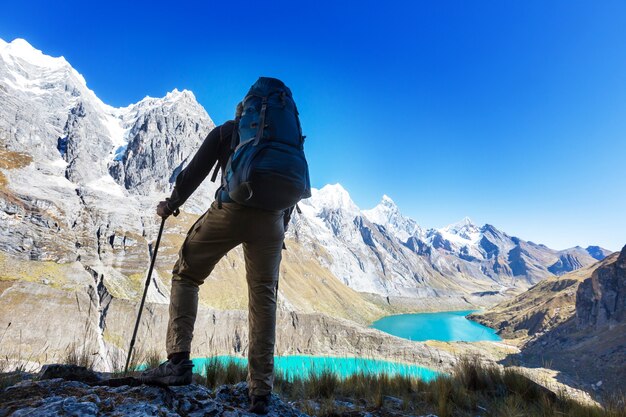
[{"xmin": 140, "ymin": 77, "xmax": 311, "ymax": 415}]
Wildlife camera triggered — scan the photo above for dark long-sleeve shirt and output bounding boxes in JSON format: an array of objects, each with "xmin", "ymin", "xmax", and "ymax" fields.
[{"xmin": 168, "ymin": 121, "xmax": 235, "ymax": 209}]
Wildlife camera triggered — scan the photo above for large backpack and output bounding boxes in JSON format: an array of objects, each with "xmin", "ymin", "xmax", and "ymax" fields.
[{"xmin": 218, "ymin": 77, "xmax": 311, "ymax": 211}]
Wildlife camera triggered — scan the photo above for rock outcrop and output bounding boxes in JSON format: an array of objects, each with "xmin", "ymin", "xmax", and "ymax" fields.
[
  {"xmin": 576, "ymin": 245, "xmax": 626, "ymax": 327},
  {"xmin": 0, "ymin": 377, "xmax": 308, "ymax": 417},
  {"xmin": 108, "ymin": 90, "xmax": 214, "ymax": 196},
  {"xmin": 470, "ymin": 246, "xmax": 626, "ymax": 396}
]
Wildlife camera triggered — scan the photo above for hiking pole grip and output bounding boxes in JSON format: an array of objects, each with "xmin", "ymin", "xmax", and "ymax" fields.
[{"xmin": 124, "ymin": 216, "xmax": 166, "ymax": 374}]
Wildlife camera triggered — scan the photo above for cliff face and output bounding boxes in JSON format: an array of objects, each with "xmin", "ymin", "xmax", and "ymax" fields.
[
  {"xmin": 467, "ymin": 256, "xmax": 618, "ymax": 340},
  {"xmin": 108, "ymin": 91, "xmax": 214, "ymax": 196},
  {"xmin": 470, "ymin": 246, "xmax": 626, "ymax": 395},
  {"xmin": 0, "ymin": 279, "xmax": 460, "ymax": 374},
  {"xmin": 576, "ymin": 245, "xmax": 626, "ymax": 328}
]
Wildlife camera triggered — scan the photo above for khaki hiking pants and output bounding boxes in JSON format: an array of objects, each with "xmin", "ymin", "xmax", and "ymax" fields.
[{"xmin": 166, "ymin": 201, "xmax": 285, "ymax": 396}]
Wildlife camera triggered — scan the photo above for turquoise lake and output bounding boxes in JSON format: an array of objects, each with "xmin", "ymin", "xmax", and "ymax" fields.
[
  {"xmin": 190, "ymin": 311, "xmax": 499, "ymax": 381},
  {"xmin": 370, "ymin": 310, "xmax": 501, "ymax": 342},
  {"xmin": 193, "ymin": 355, "xmax": 439, "ymax": 381}
]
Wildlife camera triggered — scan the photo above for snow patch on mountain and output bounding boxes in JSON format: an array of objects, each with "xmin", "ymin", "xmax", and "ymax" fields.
[
  {"xmin": 1, "ymin": 38, "xmax": 70, "ymax": 70},
  {"xmin": 310, "ymin": 184, "xmax": 360, "ymax": 215},
  {"xmin": 438, "ymin": 217, "xmax": 481, "ymax": 245}
]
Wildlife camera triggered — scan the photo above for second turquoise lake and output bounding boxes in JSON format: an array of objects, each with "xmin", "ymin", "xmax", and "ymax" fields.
[{"xmin": 370, "ymin": 310, "xmax": 501, "ymax": 342}]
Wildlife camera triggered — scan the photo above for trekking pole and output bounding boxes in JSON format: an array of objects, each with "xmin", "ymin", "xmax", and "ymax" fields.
[{"xmin": 124, "ymin": 214, "xmax": 170, "ymax": 374}]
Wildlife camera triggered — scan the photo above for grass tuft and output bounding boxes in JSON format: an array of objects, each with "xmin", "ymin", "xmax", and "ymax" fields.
[
  {"xmin": 198, "ymin": 357, "xmax": 248, "ymax": 389},
  {"xmin": 63, "ymin": 342, "xmax": 96, "ymax": 370},
  {"xmin": 195, "ymin": 354, "xmax": 626, "ymax": 417}
]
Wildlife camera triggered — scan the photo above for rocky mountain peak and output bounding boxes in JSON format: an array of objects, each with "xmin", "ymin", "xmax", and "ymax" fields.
[
  {"xmin": 130, "ymin": 88, "xmax": 200, "ymax": 113},
  {"xmin": 480, "ymin": 224, "xmax": 500, "ymax": 235},
  {"xmin": 0, "ymin": 37, "xmax": 90, "ymax": 103},
  {"xmin": 108, "ymin": 90, "xmax": 214, "ymax": 195},
  {"xmin": 586, "ymin": 245, "xmax": 612, "ymax": 261},
  {"xmin": 447, "ymin": 216, "xmax": 476, "ymax": 230},
  {"xmin": 440, "ymin": 216, "xmax": 481, "ymax": 242},
  {"xmin": 363, "ymin": 195, "xmax": 399, "ymax": 220},
  {"xmin": 165, "ymin": 88, "xmax": 196, "ymax": 101},
  {"xmin": 380, "ymin": 194, "xmax": 396, "ymax": 206},
  {"xmin": 363, "ymin": 194, "xmax": 421, "ymax": 242}
]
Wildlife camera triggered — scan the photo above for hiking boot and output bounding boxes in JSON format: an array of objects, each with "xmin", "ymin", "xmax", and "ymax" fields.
[
  {"xmin": 248, "ymin": 393, "xmax": 271, "ymax": 415},
  {"xmin": 139, "ymin": 359, "xmax": 193, "ymax": 386}
]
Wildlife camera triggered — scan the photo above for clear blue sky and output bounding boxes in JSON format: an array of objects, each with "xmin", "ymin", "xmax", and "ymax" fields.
[{"xmin": 1, "ymin": 0, "xmax": 625, "ymax": 251}]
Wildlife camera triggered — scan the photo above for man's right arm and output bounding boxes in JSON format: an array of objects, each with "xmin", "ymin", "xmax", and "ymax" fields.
[{"xmin": 158, "ymin": 122, "xmax": 233, "ymax": 217}]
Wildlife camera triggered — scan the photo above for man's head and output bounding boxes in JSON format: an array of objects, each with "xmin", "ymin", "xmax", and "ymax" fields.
[
  {"xmin": 246, "ymin": 77, "xmax": 291, "ymax": 97},
  {"xmin": 235, "ymin": 101, "xmax": 244, "ymax": 119}
]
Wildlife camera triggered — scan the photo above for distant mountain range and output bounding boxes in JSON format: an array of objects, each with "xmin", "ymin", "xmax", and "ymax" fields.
[{"xmin": 0, "ymin": 37, "xmax": 615, "ymax": 368}]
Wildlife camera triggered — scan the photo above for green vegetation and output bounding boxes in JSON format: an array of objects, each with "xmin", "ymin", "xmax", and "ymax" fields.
[
  {"xmin": 202, "ymin": 356, "xmax": 248, "ymax": 387},
  {"xmin": 142, "ymin": 349, "xmax": 162, "ymax": 371}
]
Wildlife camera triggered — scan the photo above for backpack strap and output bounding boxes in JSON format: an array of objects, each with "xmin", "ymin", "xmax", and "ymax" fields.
[
  {"xmin": 294, "ymin": 104, "xmax": 305, "ymax": 148},
  {"xmin": 210, "ymin": 124, "xmax": 228, "ymax": 183},
  {"xmin": 210, "ymin": 162, "xmax": 220, "ymax": 183},
  {"xmin": 252, "ymin": 96, "xmax": 268, "ymax": 146},
  {"xmin": 221, "ymin": 120, "xmax": 240, "ymax": 188},
  {"xmin": 216, "ymin": 190, "xmax": 222, "ymax": 209},
  {"xmin": 230, "ymin": 120, "xmax": 239, "ymax": 150},
  {"xmin": 214, "ymin": 120, "xmax": 239, "ymax": 205}
]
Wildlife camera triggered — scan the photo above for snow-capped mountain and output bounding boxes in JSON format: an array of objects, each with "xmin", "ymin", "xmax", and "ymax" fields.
[
  {"xmin": 290, "ymin": 183, "xmax": 609, "ymax": 298},
  {"xmin": 0, "ymin": 38, "xmax": 217, "ymax": 305}
]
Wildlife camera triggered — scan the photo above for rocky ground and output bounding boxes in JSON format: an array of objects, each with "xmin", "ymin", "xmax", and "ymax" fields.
[
  {"xmin": 1, "ymin": 378, "xmax": 304, "ymax": 417},
  {"xmin": 0, "ymin": 365, "xmax": 438, "ymax": 417}
]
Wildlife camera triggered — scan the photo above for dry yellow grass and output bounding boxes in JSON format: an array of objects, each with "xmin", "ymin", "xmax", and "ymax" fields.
[
  {"xmin": 0, "ymin": 147, "xmax": 32, "ymax": 190},
  {"xmin": 0, "ymin": 148, "xmax": 32, "ymax": 170}
]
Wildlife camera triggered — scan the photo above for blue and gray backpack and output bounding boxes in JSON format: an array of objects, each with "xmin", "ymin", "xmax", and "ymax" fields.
[{"xmin": 216, "ymin": 77, "xmax": 311, "ymax": 211}]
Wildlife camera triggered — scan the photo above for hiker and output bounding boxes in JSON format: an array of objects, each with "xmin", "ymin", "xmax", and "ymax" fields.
[{"xmin": 140, "ymin": 77, "xmax": 311, "ymax": 415}]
